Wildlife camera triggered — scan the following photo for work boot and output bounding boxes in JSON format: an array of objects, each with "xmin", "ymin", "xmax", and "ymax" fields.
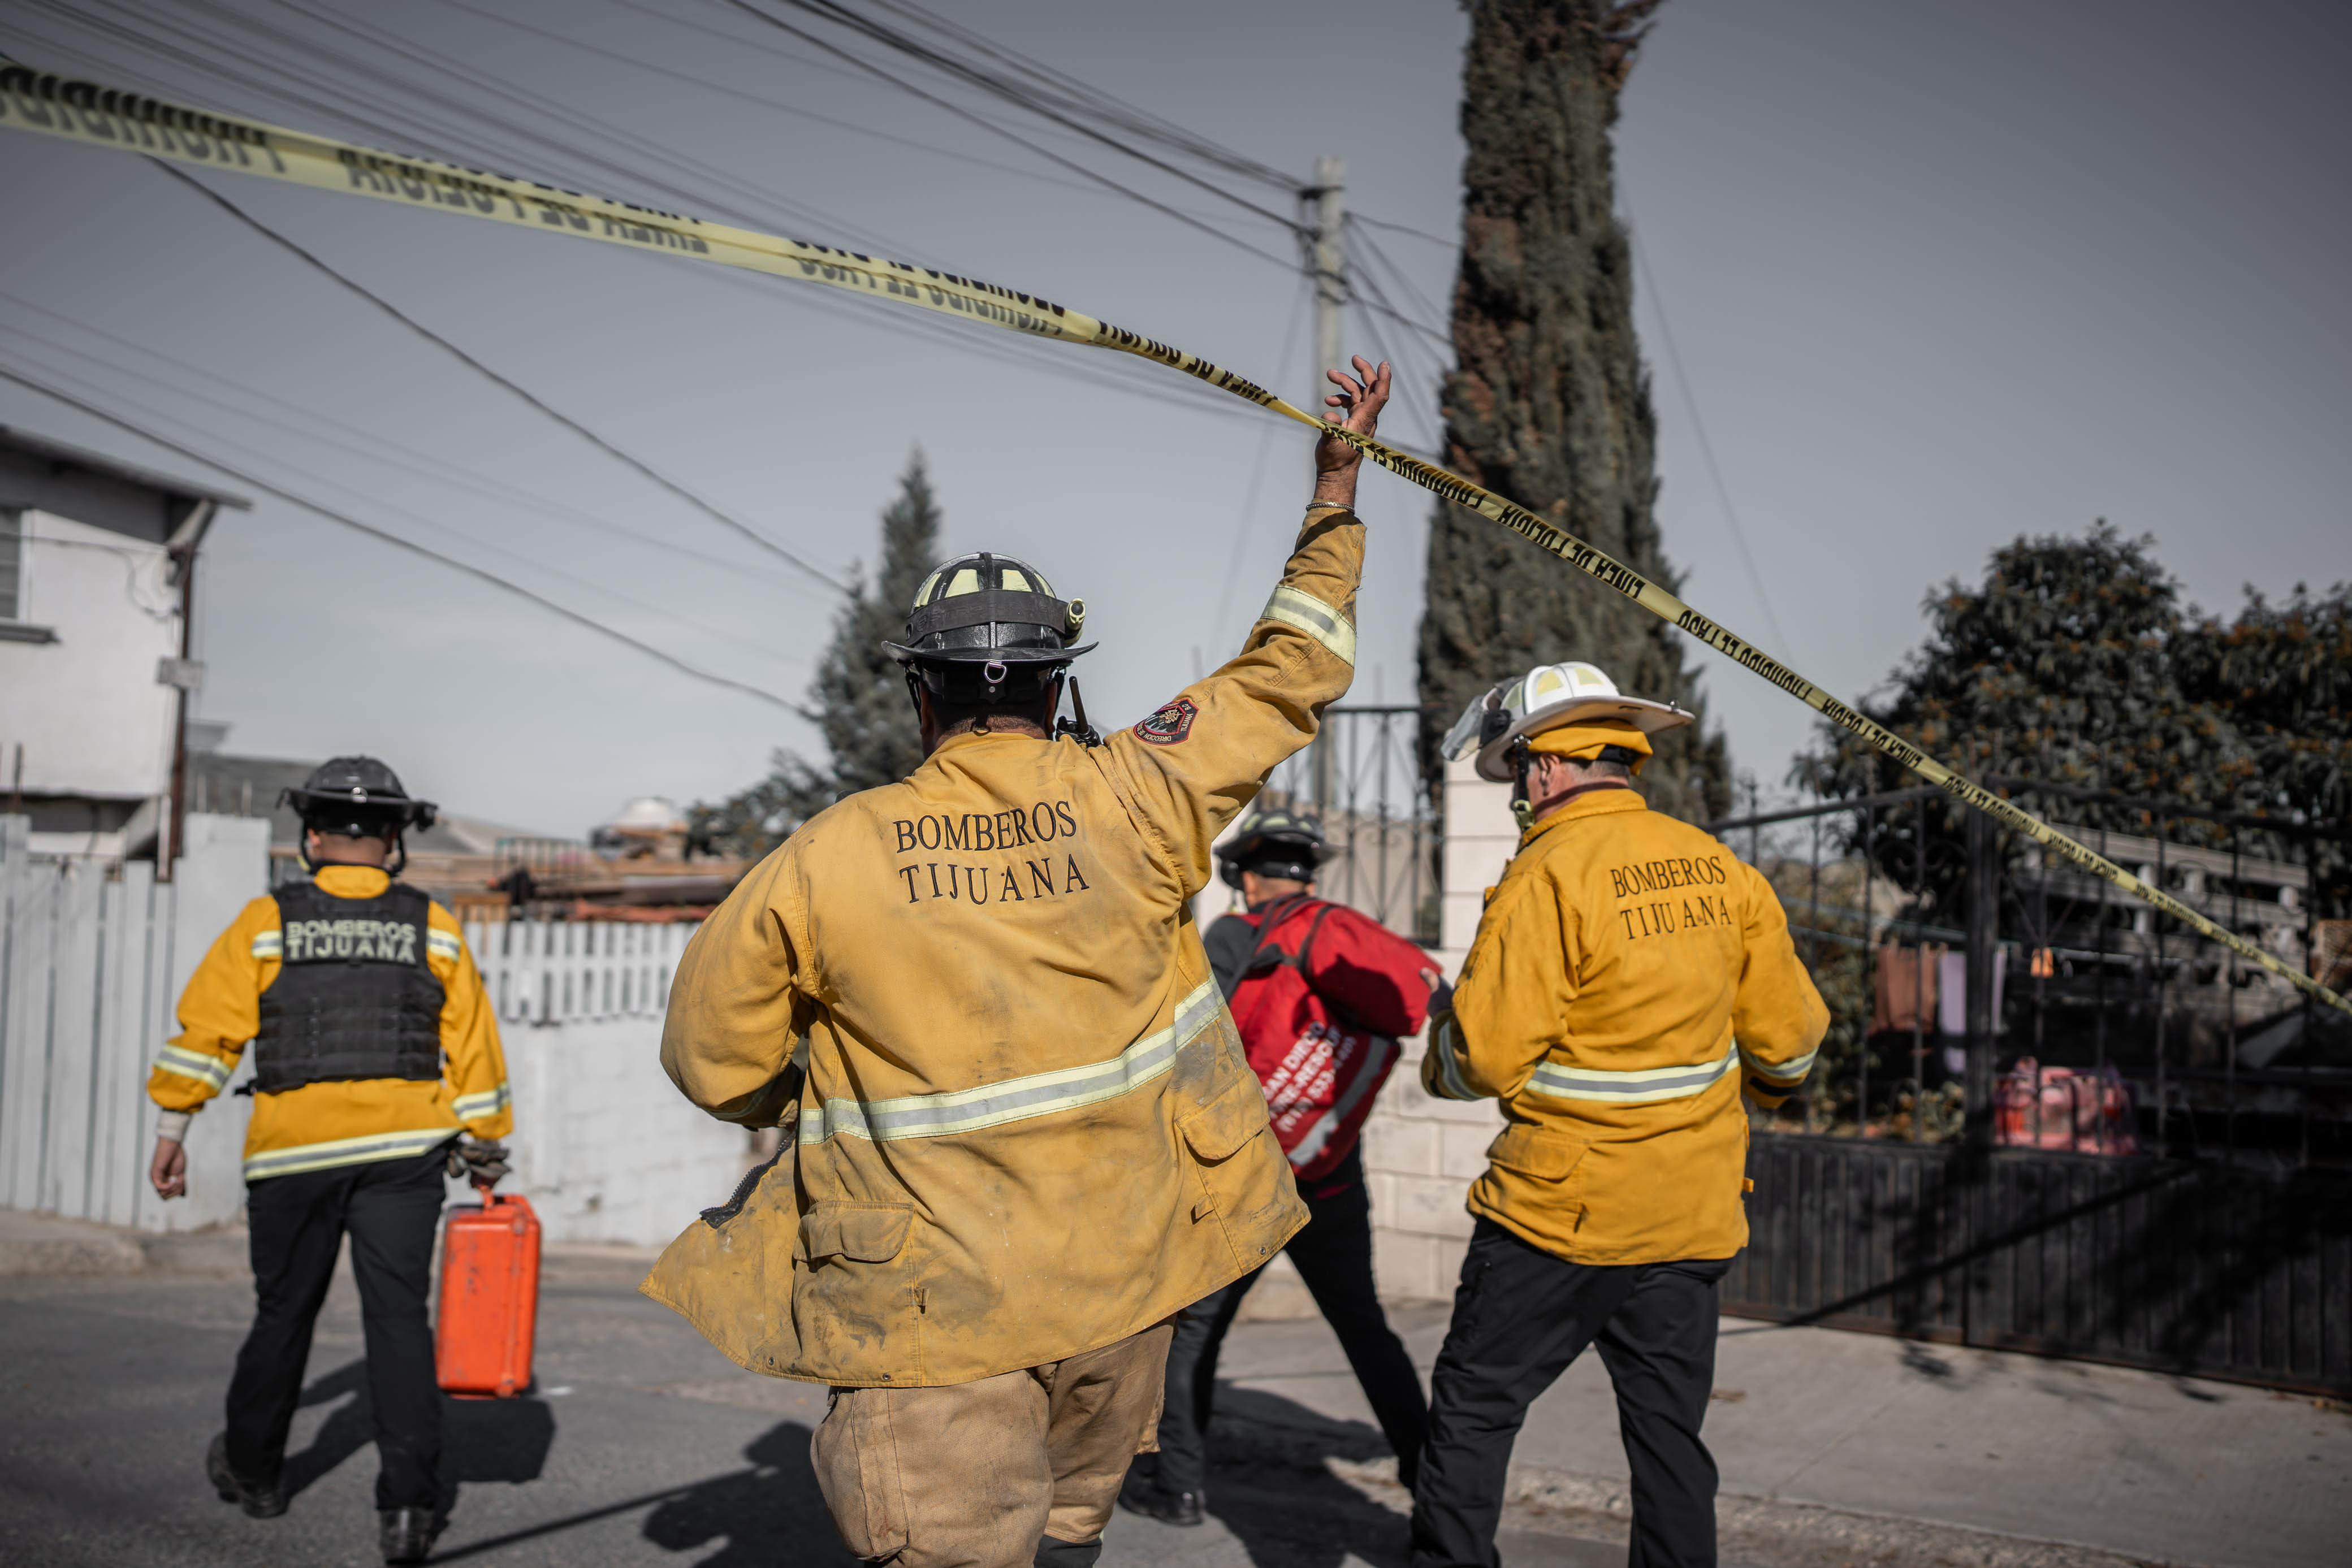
[
  {"xmin": 205, "ymin": 1433, "xmax": 288, "ymax": 1519},
  {"xmin": 379, "ymin": 1506, "xmax": 436, "ymax": 1565},
  {"xmin": 1116, "ymin": 1465, "xmax": 1205, "ymax": 1527}
]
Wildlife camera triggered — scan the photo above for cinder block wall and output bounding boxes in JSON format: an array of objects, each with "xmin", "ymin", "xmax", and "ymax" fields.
[{"xmin": 1358, "ymin": 755, "xmax": 1516, "ymax": 1303}]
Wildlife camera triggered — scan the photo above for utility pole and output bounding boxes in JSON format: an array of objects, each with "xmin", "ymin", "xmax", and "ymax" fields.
[{"xmin": 1307, "ymin": 155, "xmax": 1344, "ymax": 816}]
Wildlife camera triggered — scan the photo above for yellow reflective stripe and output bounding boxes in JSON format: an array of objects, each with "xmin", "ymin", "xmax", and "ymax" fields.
[
  {"xmin": 250, "ymin": 930, "xmax": 282, "ymax": 959},
  {"xmin": 1740, "ymin": 1045, "xmax": 1818, "ymax": 1086},
  {"xmin": 241, "ymin": 1128, "xmax": 457, "ymax": 1182},
  {"xmin": 802, "ymin": 980, "xmax": 1221, "ymax": 1145},
  {"xmin": 155, "ymin": 1045, "xmax": 232, "ymax": 1091},
  {"xmin": 1526, "ymin": 1044, "xmax": 1739, "ymax": 1106},
  {"xmin": 1426, "ymin": 1016, "xmax": 1482, "ymax": 1102},
  {"xmin": 426, "ymin": 929, "xmax": 463, "ymax": 961},
  {"xmin": 451, "ymin": 1083, "xmax": 511, "ymax": 1121},
  {"xmin": 1258, "ymin": 584, "xmax": 1356, "ymax": 666}
]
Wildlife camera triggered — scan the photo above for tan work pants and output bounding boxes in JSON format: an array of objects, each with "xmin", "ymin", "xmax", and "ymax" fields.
[{"xmin": 811, "ymin": 1324, "xmax": 1174, "ymax": 1567}]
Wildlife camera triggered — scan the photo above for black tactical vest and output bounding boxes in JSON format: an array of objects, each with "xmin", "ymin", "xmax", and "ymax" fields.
[{"xmin": 252, "ymin": 878, "xmax": 446, "ymax": 1094}]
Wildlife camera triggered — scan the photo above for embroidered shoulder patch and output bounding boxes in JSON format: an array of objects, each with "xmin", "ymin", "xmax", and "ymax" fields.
[{"xmin": 1132, "ymin": 697, "xmax": 1198, "ymax": 746}]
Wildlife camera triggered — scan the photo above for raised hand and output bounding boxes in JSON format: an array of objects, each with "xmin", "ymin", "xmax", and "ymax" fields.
[{"xmin": 1312, "ymin": 356, "xmax": 1394, "ymax": 508}]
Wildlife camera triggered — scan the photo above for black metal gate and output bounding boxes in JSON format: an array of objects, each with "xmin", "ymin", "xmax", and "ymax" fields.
[{"xmin": 1727, "ymin": 1132, "xmax": 2352, "ymax": 1394}]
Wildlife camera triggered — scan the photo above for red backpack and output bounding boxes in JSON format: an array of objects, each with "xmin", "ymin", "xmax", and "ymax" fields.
[{"xmin": 1226, "ymin": 896, "xmax": 1438, "ymax": 1182}]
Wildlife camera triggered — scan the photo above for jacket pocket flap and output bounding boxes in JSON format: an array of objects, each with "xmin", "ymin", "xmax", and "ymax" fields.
[
  {"xmin": 802, "ymin": 1201, "xmax": 912, "ymax": 1263},
  {"xmin": 1487, "ymin": 1124, "xmax": 1587, "ymax": 1181},
  {"xmin": 1179, "ymin": 1074, "xmax": 1269, "ymax": 1163}
]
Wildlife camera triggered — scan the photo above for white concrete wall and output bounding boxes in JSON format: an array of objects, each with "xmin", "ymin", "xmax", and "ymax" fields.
[{"xmin": 0, "ymin": 509, "xmax": 183, "ymax": 802}]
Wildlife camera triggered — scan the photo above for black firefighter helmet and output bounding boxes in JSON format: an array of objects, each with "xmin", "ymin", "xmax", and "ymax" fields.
[
  {"xmin": 281, "ymin": 757, "xmax": 436, "ymax": 864},
  {"xmin": 883, "ymin": 551, "xmax": 1093, "ymax": 705},
  {"xmin": 1217, "ymin": 806, "xmax": 1330, "ymax": 891}
]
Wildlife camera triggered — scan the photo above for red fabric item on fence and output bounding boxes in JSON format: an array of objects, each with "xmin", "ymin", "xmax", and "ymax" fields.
[
  {"xmin": 1222, "ymin": 895, "xmax": 1443, "ymax": 1184},
  {"xmin": 1994, "ymin": 1058, "xmax": 2139, "ymax": 1155}
]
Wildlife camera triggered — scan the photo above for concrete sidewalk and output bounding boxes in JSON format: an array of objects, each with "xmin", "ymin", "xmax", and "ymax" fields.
[{"xmin": 1217, "ymin": 1302, "xmax": 2352, "ymax": 1568}]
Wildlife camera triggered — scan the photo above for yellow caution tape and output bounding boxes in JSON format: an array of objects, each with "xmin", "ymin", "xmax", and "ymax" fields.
[{"xmin": 2, "ymin": 58, "xmax": 2342, "ymax": 1017}]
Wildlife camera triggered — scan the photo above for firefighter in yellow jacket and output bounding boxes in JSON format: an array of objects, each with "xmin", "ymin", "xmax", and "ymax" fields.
[
  {"xmin": 646, "ymin": 357, "xmax": 1392, "ymax": 1568},
  {"xmin": 1410, "ymin": 663, "xmax": 1828, "ymax": 1568},
  {"xmin": 146, "ymin": 757, "xmax": 511, "ymax": 1567}
]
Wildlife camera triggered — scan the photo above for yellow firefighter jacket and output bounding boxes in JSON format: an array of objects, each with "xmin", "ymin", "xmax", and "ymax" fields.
[
  {"xmin": 146, "ymin": 864, "xmax": 512, "ymax": 1181},
  {"xmin": 1421, "ymin": 786, "xmax": 1827, "ymax": 1264},
  {"xmin": 642, "ymin": 504, "xmax": 1366, "ymax": 1388}
]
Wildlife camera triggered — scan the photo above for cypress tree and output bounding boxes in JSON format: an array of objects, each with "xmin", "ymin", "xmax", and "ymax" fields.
[
  {"xmin": 1416, "ymin": 0, "xmax": 1732, "ymax": 822},
  {"xmin": 695, "ymin": 452, "xmax": 941, "ymax": 855}
]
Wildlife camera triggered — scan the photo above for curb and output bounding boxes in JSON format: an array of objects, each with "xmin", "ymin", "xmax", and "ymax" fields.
[
  {"xmin": 1214, "ymin": 1413, "xmax": 2165, "ymax": 1568},
  {"xmin": 0, "ymin": 1225, "xmax": 145, "ymax": 1277}
]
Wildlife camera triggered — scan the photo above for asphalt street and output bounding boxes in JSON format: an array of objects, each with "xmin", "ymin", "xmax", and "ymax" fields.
[{"xmin": 0, "ymin": 1247, "xmax": 1648, "ymax": 1568}]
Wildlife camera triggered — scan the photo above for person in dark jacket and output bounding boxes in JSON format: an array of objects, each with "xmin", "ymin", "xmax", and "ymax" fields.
[{"xmin": 1119, "ymin": 808, "xmax": 1445, "ymax": 1526}]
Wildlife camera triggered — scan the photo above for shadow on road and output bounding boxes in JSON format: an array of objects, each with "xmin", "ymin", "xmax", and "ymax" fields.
[
  {"xmin": 1199, "ymin": 1384, "xmax": 1412, "ymax": 1568},
  {"xmin": 277, "ymin": 1358, "xmax": 557, "ymax": 1509},
  {"xmin": 427, "ymin": 1420, "xmax": 856, "ymax": 1565},
  {"xmin": 642, "ymin": 1421, "xmax": 858, "ymax": 1566}
]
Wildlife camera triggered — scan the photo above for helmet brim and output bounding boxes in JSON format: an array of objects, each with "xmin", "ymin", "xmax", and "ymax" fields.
[
  {"xmin": 882, "ymin": 641, "xmax": 1095, "ymax": 666},
  {"xmin": 1472, "ymin": 695, "xmax": 1693, "ymax": 782}
]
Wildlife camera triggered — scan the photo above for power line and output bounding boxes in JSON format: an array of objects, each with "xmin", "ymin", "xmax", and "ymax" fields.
[
  {"xmin": 1351, "ymin": 213, "xmax": 1460, "ymax": 250},
  {"xmin": 1628, "ymin": 227, "xmax": 1794, "ymax": 660},
  {"xmin": 715, "ymin": 0, "xmax": 1303, "ymax": 272},
  {"xmin": 863, "ymin": 0, "xmax": 1300, "ymax": 193},
  {"xmin": 146, "ymin": 158, "xmax": 851, "ymax": 594},
  {"xmin": 0, "ymin": 296, "xmax": 825, "ymax": 595},
  {"xmin": 771, "ymin": 0, "xmax": 1306, "ymax": 230},
  {"xmin": 423, "ymin": 0, "xmax": 1207, "ymax": 213},
  {"xmin": 5, "ymin": 345, "xmax": 809, "ymax": 675},
  {"xmin": 0, "ymin": 362, "xmax": 812, "ymax": 716}
]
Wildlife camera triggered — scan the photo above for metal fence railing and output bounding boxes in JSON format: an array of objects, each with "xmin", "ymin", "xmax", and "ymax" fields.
[
  {"xmin": 1707, "ymin": 779, "xmax": 2347, "ymax": 1172},
  {"xmin": 1257, "ymin": 705, "xmax": 1438, "ymax": 946}
]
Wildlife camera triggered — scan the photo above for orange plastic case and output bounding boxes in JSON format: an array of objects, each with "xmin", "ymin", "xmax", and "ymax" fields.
[{"xmin": 435, "ymin": 1189, "xmax": 541, "ymax": 1398}]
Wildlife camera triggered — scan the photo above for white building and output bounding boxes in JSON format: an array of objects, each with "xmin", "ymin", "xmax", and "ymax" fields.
[{"xmin": 0, "ymin": 427, "xmax": 247, "ymax": 861}]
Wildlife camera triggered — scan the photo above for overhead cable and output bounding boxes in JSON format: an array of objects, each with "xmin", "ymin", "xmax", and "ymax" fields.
[
  {"xmin": 147, "ymin": 159, "xmax": 850, "ymax": 595},
  {"xmin": 0, "ymin": 297, "xmax": 825, "ymax": 594},
  {"xmin": 771, "ymin": 0, "xmax": 1305, "ymax": 229},
  {"xmin": 4, "ymin": 346, "xmax": 808, "ymax": 674},
  {"xmin": 0, "ymin": 363, "xmax": 812, "ymax": 716},
  {"xmin": 1628, "ymin": 227, "xmax": 1793, "ymax": 660},
  {"xmin": 715, "ymin": 0, "xmax": 1302, "ymax": 271}
]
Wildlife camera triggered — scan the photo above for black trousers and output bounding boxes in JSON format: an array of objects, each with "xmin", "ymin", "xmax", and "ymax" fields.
[
  {"xmin": 1153, "ymin": 1176, "xmax": 1429, "ymax": 1496},
  {"xmin": 1410, "ymin": 1219, "xmax": 1731, "ymax": 1568},
  {"xmin": 226, "ymin": 1144, "xmax": 451, "ymax": 1510}
]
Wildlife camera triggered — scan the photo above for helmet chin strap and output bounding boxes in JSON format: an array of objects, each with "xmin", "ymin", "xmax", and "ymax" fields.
[{"xmin": 1508, "ymin": 738, "xmax": 1537, "ymax": 831}]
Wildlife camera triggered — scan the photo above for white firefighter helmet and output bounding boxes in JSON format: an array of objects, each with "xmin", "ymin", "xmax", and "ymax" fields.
[{"xmin": 1442, "ymin": 661, "xmax": 1694, "ymax": 783}]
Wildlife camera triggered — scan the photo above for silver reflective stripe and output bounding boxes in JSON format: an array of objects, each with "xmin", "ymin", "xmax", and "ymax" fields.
[
  {"xmin": 1526, "ymin": 1044, "xmax": 1738, "ymax": 1106},
  {"xmin": 155, "ymin": 1045, "xmax": 232, "ymax": 1091},
  {"xmin": 1259, "ymin": 585, "xmax": 1356, "ymax": 666},
  {"xmin": 250, "ymin": 930, "xmax": 282, "ymax": 960},
  {"xmin": 802, "ymin": 980, "xmax": 1221, "ymax": 1146},
  {"xmin": 426, "ymin": 930, "xmax": 463, "ymax": 961},
  {"xmin": 1426, "ymin": 1017, "xmax": 1482, "ymax": 1102},
  {"xmin": 452, "ymin": 1082, "xmax": 511, "ymax": 1121},
  {"xmin": 1286, "ymin": 1035, "xmax": 1398, "ymax": 1171},
  {"xmin": 241, "ymin": 1128, "xmax": 457, "ymax": 1181},
  {"xmin": 1740, "ymin": 1045, "xmax": 1817, "ymax": 1086}
]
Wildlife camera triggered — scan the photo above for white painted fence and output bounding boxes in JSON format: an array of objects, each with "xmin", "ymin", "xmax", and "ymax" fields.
[
  {"xmin": 0, "ymin": 813, "xmax": 746, "ymax": 1246},
  {"xmin": 0, "ymin": 812, "xmax": 270, "ymax": 1232}
]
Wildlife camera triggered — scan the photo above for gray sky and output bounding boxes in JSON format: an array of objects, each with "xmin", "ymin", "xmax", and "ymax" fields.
[{"xmin": 1, "ymin": 1, "xmax": 2344, "ymax": 835}]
